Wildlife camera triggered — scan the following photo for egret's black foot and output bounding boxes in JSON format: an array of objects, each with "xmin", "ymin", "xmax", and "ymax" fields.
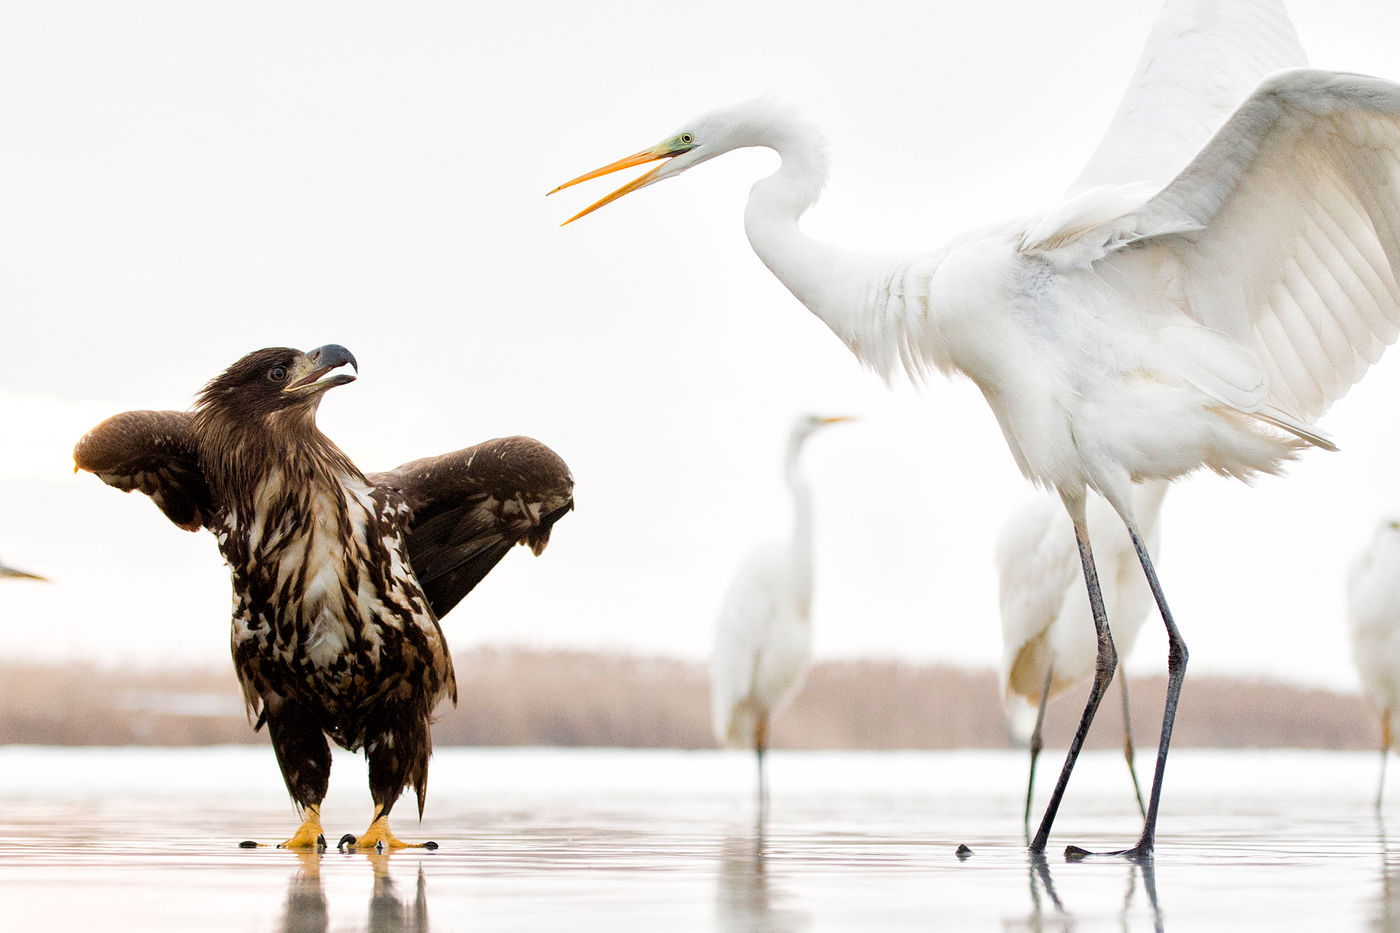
[
  {"xmin": 955, "ymin": 844, "xmax": 974, "ymax": 859},
  {"xmin": 1063, "ymin": 842, "xmax": 1152, "ymax": 863}
]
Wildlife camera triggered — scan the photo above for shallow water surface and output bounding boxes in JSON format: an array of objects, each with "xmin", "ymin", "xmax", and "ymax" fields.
[{"xmin": 0, "ymin": 746, "xmax": 1394, "ymax": 931}]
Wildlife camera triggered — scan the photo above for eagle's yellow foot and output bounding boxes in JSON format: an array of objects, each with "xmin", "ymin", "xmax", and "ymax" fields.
[
  {"xmin": 336, "ymin": 812, "xmax": 437, "ymax": 852},
  {"xmin": 237, "ymin": 806, "xmax": 327, "ymax": 850},
  {"xmin": 278, "ymin": 806, "xmax": 328, "ymax": 851}
]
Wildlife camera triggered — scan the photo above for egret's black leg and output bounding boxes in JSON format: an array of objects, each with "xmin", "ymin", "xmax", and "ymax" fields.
[
  {"xmin": 1073, "ymin": 522, "xmax": 1186, "ymax": 861},
  {"xmin": 1024, "ymin": 668, "xmax": 1054, "ymax": 844},
  {"xmin": 1030, "ymin": 507, "xmax": 1117, "ymax": 853},
  {"xmin": 1378, "ymin": 718, "xmax": 1392, "ymax": 810},
  {"xmin": 755, "ymin": 712, "xmax": 770, "ymax": 815},
  {"xmin": 1120, "ymin": 672, "xmax": 1147, "ymax": 819}
]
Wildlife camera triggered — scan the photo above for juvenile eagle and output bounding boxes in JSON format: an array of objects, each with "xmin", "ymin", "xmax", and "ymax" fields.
[{"xmin": 74, "ymin": 345, "xmax": 574, "ymax": 851}]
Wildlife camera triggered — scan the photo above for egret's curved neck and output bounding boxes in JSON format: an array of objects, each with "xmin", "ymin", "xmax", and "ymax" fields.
[
  {"xmin": 741, "ymin": 117, "xmax": 923, "ymax": 379},
  {"xmin": 784, "ymin": 435, "xmax": 816, "ymax": 616}
]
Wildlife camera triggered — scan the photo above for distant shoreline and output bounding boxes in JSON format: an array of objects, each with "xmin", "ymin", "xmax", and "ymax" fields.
[{"xmin": 0, "ymin": 647, "xmax": 1375, "ymax": 750}]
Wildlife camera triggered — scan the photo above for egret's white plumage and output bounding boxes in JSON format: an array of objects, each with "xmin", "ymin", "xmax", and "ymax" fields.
[
  {"xmin": 999, "ymin": 483, "xmax": 1167, "ymax": 709},
  {"xmin": 1347, "ymin": 519, "xmax": 1400, "ymax": 807},
  {"xmin": 998, "ymin": 480, "xmax": 1168, "ymax": 836},
  {"xmin": 710, "ymin": 414, "xmax": 848, "ymax": 806},
  {"xmin": 554, "ymin": 0, "xmax": 1400, "ymax": 855},
  {"xmin": 0, "ymin": 558, "xmax": 48, "ymax": 582}
]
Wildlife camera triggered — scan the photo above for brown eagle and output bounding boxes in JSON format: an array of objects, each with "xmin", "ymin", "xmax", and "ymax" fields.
[{"xmin": 74, "ymin": 344, "xmax": 574, "ymax": 851}]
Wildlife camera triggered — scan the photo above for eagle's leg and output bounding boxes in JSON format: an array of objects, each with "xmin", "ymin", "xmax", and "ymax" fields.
[
  {"xmin": 266, "ymin": 699, "xmax": 332, "ymax": 851},
  {"xmin": 339, "ymin": 716, "xmax": 437, "ymax": 852},
  {"xmin": 281, "ymin": 805, "xmax": 326, "ymax": 851},
  {"xmin": 338, "ymin": 802, "xmax": 438, "ymax": 852}
]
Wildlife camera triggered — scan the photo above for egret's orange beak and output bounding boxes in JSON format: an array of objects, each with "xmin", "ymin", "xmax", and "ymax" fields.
[{"xmin": 548, "ymin": 145, "xmax": 672, "ymax": 225}]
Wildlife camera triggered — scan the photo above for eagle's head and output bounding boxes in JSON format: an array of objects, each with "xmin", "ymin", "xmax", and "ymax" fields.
[{"xmin": 196, "ymin": 345, "xmax": 358, "ymax": 429}]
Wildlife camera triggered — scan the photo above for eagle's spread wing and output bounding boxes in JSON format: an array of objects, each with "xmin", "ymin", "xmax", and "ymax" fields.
[
  {"xmin": 370, "ymin": 436, "xmax": 574, "ymax": 620},
  {"xmin": 73, "ymin": 410, "xmax": 214, "ymax": 532}
]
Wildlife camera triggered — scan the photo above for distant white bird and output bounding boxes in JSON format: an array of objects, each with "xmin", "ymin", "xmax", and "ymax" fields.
[
  {"xmin": 550, "ymin": 0, "xmax": 1400, "ymax": 857},
  {"xmin": 1348, "ymin": 519, "xmax": 1400, "ymax": 808},
  {"xmin": 0, "ymin": 558, "xmax": 48, "ymax": 581},
  {"xmin": 710, "ymin": 414, "xmax": 849, "ymax": 808},
  {"xmin": 998, "ymin": 480, "xmax": 1168, "ymax": 839}
]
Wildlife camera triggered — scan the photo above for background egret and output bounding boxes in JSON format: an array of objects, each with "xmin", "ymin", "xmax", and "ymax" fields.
[
  {"xmin": 1348, "ymin": 519, "xmax": 1400, "ymax": 808},
  {"xmin": 711, "ymin": 414, "xmax": 850, "ymax": 809},
  {"xmin": 0, "ymin": 559, "xmax": 48, "ymax": 582}
]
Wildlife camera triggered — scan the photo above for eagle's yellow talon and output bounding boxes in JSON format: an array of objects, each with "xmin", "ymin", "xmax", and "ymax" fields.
[
  {"xmin": 277, "ymin": 805, "xmax": 327, "ymax": 851},
  {"xmin": 337, "ymin": 809, "xmax": 434, "ymax": 851}
]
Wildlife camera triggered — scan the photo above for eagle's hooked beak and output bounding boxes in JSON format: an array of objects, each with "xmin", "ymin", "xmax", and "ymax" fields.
[{"xmin": 285, "ymin": 344, "xmax": 358, "ymax": 393}]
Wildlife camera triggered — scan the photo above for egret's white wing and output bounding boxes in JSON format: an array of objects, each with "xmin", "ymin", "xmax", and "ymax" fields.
[
  {"xmin": 1105, "ymin": 70, "xmax": 1400, "ymax": 424},
  {"xmin": 1070, "ymin": 0, "xmax": 1306, "ymax": 194}
]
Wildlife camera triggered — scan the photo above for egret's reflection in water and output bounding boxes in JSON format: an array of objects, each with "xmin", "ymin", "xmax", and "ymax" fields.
[
  {"xmin": 715, "ymin": 821, "xmax": 809, "ymax": 933},
  {"xmin": 1018, "ymin": 851, "xmax": 1161, "ymax": 933}
]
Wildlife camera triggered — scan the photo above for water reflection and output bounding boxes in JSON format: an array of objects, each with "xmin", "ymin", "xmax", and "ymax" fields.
[
  {"xmin": 715, "ymin": 822, "xmax": 809, "ymax": 933},
  {"xmin": 1023, "ymin": 852, "xmax": 1069, "ymax": 931},
  {"xmin": 365, "ymin": 856, "xmax": 430, "ymax": 933},
  {"xmin": 277, "ymin": 852, "xmax": 328, "ymax": 933},
  {"xmin": 1125, "ymin": 859, "xmax": 1163, "ymax": 933},
  {"xmin": 1374, "ymin": 817, "xmax": 1400, "ymax": 931},
  {"xmin": 1017, "ymin": 853, "xmax": 1161, "ymax": 933},
  {"xmin": 275, "ymin": 852, "xmax": 429, "ymax": 933}
]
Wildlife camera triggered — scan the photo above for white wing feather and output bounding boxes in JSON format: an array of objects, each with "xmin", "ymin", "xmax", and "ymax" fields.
[
  {"xmin": 1070, "ymin": 0, "xmax": 1306, "ymax": 194},
  {"xmin": 1099, "ymin": 70, "xmax": 1400, "ymax": 426}
]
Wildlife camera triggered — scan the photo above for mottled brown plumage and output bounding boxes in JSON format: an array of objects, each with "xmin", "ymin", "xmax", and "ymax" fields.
[{"xmin": 74, "ymin": 345, "xmax": 574, "ymax": 849}]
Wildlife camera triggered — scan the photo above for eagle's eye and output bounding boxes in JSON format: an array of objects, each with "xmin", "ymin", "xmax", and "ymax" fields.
[{"xmin": 268, "ymin": 366, "xmax": 288, "ymax": 383}]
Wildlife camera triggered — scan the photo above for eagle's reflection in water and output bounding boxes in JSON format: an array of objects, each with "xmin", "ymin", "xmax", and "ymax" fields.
[{"xmin": 276, "ymin": 851, "xmax": 429, "ymax": 933}]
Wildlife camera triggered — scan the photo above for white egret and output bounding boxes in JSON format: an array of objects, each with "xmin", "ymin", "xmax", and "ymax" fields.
[
  {"xmin": 549, "ymin": 0, "xmax": 1400, "ymax": 858},
  {"xmin": 0, "ymin": 558, "xmax": 47, "ymax": 581},
  {"xmin": 1348, "ymin": 519, "xmax": 1400, "ymax": 808},
  {"xmin": 998, "ymin": 480, "xmax": 1168, "ymax": 840},
  {"xmin": 710, "ymin": 414, "xmax": 850, "ymax": 809}
]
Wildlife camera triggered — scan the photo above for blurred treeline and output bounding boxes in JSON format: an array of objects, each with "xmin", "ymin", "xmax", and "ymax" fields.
[{"xmin": 0, "ymin": 647, "xmax": 1375, "ymax": 749}]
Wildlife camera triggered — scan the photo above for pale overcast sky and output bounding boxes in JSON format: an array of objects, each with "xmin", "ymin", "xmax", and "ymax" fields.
[{"xmin": 3, "ymin": 0, "xmax": 1400, "ymax": 691}]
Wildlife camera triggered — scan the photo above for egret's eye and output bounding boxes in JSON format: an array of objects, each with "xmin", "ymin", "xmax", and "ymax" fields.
[
  {"xmin": 680, "ymin": 133, "xmax": 694, "ymax": 145},
  {"xmin": 268, "ymin": 366, "xmax": 288, "ymax": 383}
]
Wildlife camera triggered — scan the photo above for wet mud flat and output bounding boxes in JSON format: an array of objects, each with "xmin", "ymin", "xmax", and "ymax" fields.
[{"xmin": 0, "ymin": 746, "xmax": 1393, "ymax": 931}]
